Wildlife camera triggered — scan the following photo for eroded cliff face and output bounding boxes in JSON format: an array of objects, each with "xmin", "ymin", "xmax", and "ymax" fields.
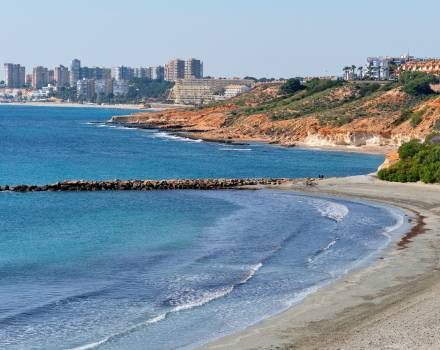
[{"xmin": 111, "ymin": 85, "xmax": 440, "ymax": 152}]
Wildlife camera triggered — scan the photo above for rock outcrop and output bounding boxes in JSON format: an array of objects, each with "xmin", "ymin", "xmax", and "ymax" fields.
[
  {"xmin": 0, "ymin": 178, "xmax": 296, "ymax": 193},
  {"xmin": 110, "ymin": 84, "xmax": 440, "ymax": 152}
]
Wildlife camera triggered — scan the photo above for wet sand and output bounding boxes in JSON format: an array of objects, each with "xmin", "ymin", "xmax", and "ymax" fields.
[{"xmin": 201, "ymin": 175, "xmax": 440, "ymax": 350}]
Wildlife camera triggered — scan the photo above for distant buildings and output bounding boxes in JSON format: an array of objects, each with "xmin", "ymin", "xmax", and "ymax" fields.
[
  {"xmin": 185, "ymin": 58, "xmax": 203, "ymax": 79},
  {"xmin": 224, "ymin": 84, "xmax": 251, "ymax": 99},
  {"xmin": 111, "ymin": 66, "xmax": 134, "ymax": 81},
  {"xmin": 94, "ymin": 79, "xmax": 113, "ymax": 95},
  {"xmin": 4, "ymin": 63, "xmax": 25, "ymax": 88},
  {"xmin": 342, "ymin": 54, "xmax": 432, "ymax": 81},
  {"xmin": 112, "ymin": 80, "xmax": 129, "ymax": 96},
  {"xmin": 70, "ymin": 59, "xmax": 81, "ymax": 87},
  {"xmin": 32, "ymin": 66, "xmax": 49, "ymax": 89},
  {"xmin": 149, "ymin": 66, "xmax": 164, "ymax": 80},
  {"xmin": 172, "ymin": 78, "xmax": 254, "ymax": 105},
  {"xmin": 164, "ymin": 59, "xmax": 185, "ymax": 81},
  {"xmin": 2, "ymin": 56, "xmax": 209, "ymax": 103},
  {"xmin": 397, "ymin": 59, "xmax": 440, "ymax": 76},
  {"xmin": 54, "ymin": 65, "xmax": 70, "ymax": 88},
  {"xmin": 77, "ymin": 78, "xmax": 95, "ymax": 100}
]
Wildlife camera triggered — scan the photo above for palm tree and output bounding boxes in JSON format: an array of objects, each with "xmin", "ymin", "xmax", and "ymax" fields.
[
  {"xmin": 343, "ymin": 66, "xmax": 351, "ymax": 80},
  {"xmin": 357, "ymin": 66, "xmax": 363, "ymax": 80},
  {"xmin": 366, "ymin": 64, "xmax": 373, "ymax": 80},
  {"xmin": 351, "ymin": 65, "xmax": 356, "ymax": 80}
]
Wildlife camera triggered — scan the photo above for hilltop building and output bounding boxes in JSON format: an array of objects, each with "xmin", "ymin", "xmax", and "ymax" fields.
[
  {"xmin": 397, "ymin": 59, "xmax": 440, "ymax": 76},
  {"xmin": 4, "ymin": 63, "xmax": 25, "ymax": 88},
  {"xmin": 171, "ymin": 78, "xmax": 254, "ymax": 105}
]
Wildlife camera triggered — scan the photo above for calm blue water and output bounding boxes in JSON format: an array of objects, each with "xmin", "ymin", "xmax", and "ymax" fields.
[
  {"xmin": 0, "ymin": 105, "xmax": 383, "ymax": 185},
  {"xmin": 0, "ymin": 106, "xmax": 402, "ymax": 350}
]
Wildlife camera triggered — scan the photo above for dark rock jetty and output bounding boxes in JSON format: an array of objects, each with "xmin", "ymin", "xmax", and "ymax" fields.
[{"xmin": 0, "ymin": 178, "xmax": 295, "ymax": 192}]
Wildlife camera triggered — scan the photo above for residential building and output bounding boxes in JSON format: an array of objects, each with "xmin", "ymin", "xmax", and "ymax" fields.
[
  {"xmin": 366, "ymin": 55, "xmax": 413, "ymax": 80},
  {"xmin": 397, "ymin": 59, "xmax": 440, "ymax": 76},
  {"xmin": 25, "ymin": 74, "xmax": 32, "ymax": 86},
  {"xmin": 134, "ymin": 67, "xmax": 150, "ymax": 79},
  {"xmin": 48, "ymin": 69, "xmax": 55, "ymax": 84},
  {"xmin": 94, "ymin": 79, "xmax": 113, "ymax": 95},
  {"xmin": 184, "ymin": 58, "xmax": 203, "ymax": 79},
  {"xmin": 112, "ymin": 80, "xmax": 129, "ymax": 96},
  {"xmin": 171, "ymin": 78, "xmax": 254, "ymax": 105},
  {"xmin": 164, "ymin": 59, "xmax": 185, "ymax": 81},
  {"xmin": 54, "ymin": 65, "xmax": 70, "ymax": 88},
  {"xmin": 77, "ymin": 78, "xmax": 95, "ymax": 100},
  {"xmin": 149, "ymin": 66, "xmax": 164, "ymax": 80},
  {"xmin": 70, "ymin": 59, "xmax": 81, "ymax": 87},
  {"xmin": 81, "ymin": 66, "xmax": 111, "ymax": 80},
  {"xmin": 223, "ymin": 84, "xmax": 251, "ymax": 99},
  {"xmin": 4, "ymin": 63, "xmax": 25, "ymax": 88},
  {"xmin": 32, "ymin": 66, "xmax": 49, "ymax": 89},
  {"xmin": 111, "ymin": 66, "xmax": 134, "ymax": 81}
]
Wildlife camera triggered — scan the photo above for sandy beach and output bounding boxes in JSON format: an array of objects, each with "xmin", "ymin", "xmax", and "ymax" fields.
[{"xmin": 202, "ymin": 175, "xmax": 440, "ymax": 350}]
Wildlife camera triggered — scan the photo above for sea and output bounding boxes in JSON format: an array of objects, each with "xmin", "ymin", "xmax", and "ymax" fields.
[{"xmin": 0, "ymin": 105, "xmax": 406, "ymax": 350}]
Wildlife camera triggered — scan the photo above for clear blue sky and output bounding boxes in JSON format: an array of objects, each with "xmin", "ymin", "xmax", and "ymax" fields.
[{"xmin": 2, "ymin": 0, "xmax": 440, "ymax": 79}]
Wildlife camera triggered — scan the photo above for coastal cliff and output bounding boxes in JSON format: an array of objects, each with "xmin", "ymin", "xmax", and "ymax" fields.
[{"xmin": 111, "ymin": 82, "xmax": 440, "ymax": 152}]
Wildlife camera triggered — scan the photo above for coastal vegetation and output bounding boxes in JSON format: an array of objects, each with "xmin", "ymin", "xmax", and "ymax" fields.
[
  {"xmin": 378, "ymin": 136, "xmax": 440, "ymax": 183},
  {"xmin": 115, "ymin": 71, "xmax": 440, "ymax": 150}
]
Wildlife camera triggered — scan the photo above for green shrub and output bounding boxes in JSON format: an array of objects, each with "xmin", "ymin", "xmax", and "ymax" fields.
[
  {"xmin": 280, "ymin": 78, "xmax": 305, "ymax": 95},
  {"xmin": 304, "ymin": 78, "xmax": 343, "ymax": 95},
  {"xmin": 399, "ymin": 72, "xmax": 438, "ymax": 96},
  {"xmin": 358, "ymin": 83, "xmax": 381, "ymax": 97},
  {"xmin": 410, "ymin": 112, "xmax": 423, "ymax": 127},
  {"xmin": 378, "ymin": 140, "xmax": 440, "ymax": 183},
  {"xmin": 394, "ymin": 109, "xmax": 412, "ymax": 125}
]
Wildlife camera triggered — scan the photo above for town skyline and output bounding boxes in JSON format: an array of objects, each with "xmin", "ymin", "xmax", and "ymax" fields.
[{"xmin": 2, "ymin": 0, "xmax": 440, "ymax": 80}]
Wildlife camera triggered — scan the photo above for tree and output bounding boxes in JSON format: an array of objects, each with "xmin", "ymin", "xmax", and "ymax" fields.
[
  {"xmin": 343, "ymin": 66, "xmax": 351, "ymax": 80},
  {"xmin": 351, "ymin": 65, "xmax": 356, "ymax": 80},
  {"xmin": 399, "ymin": 72, "xmax": 438, "ymax": 95},
  {"xmin": 280, "ymin": 78, "xmax": 305, "ymax": 95}
]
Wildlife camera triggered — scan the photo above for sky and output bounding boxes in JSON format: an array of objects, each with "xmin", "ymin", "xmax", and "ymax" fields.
[{"xmin": 2, "ymin": 0, "xmax": 440, "ymax": 80}]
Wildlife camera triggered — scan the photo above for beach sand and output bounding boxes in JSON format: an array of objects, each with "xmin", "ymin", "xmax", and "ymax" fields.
[{"xmin": 201, "ymin": 175, "xmax": 440, "ymax": 350}]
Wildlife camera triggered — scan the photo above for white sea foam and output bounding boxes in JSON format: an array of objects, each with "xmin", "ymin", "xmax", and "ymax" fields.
[
  {"xmin": 240, "ymin": 263, "xmax": 263, "ymax": 284},
  {"xmin": 171, "ymin": 286, "xmax": 234, "ymax": 312},
  {"xmin": 70, "ymin": 262, "xmax": 263, "ymax": 350},
  {"xmin": 153, "ymin": 131, "xmax": 202, "ymax": 143},
  {"xmin": 309, "ymin": 199, "xmax": 349, "ymax": 222}
]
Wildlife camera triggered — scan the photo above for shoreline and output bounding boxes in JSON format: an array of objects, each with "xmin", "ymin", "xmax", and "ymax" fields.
[
  {"xmin": 0, "ymin": 101, "xmax": 184, "ymax": 111},
  {"xmin": 108, "ymin": 120, "xmax": 393, "ymax": 155},
  {"xmin": 201, "ymin": 175, "xmax": 440, "ymax": 350}
]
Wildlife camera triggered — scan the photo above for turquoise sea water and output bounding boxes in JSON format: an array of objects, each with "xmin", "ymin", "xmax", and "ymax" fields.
[
  {"xmin": 0, "ymin": 106, "xmax": 403, "ymax": 350},
  {"xmin": 0, "ymin": 105, "xmax": 383, "ymax": 185}
]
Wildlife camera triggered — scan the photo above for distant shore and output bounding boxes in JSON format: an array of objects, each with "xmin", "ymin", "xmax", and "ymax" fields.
[
  {"xmin": 0, "ymin": 101, "xmax": 185, "ymax": 111},
  {"xmin": 202, "ymin": 175, "xmax": 440, "ymax": 350}
]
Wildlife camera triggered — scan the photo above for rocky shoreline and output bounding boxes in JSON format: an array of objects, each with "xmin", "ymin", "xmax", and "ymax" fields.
[{"xmin": 0, "ymin": 178, "xmax": 297, "ymax": 193}]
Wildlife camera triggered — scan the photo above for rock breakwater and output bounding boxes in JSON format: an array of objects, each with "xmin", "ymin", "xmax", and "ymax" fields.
[{"xmin": 0, "ymin": 178, "xmax": 295, "ymax": 193}]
